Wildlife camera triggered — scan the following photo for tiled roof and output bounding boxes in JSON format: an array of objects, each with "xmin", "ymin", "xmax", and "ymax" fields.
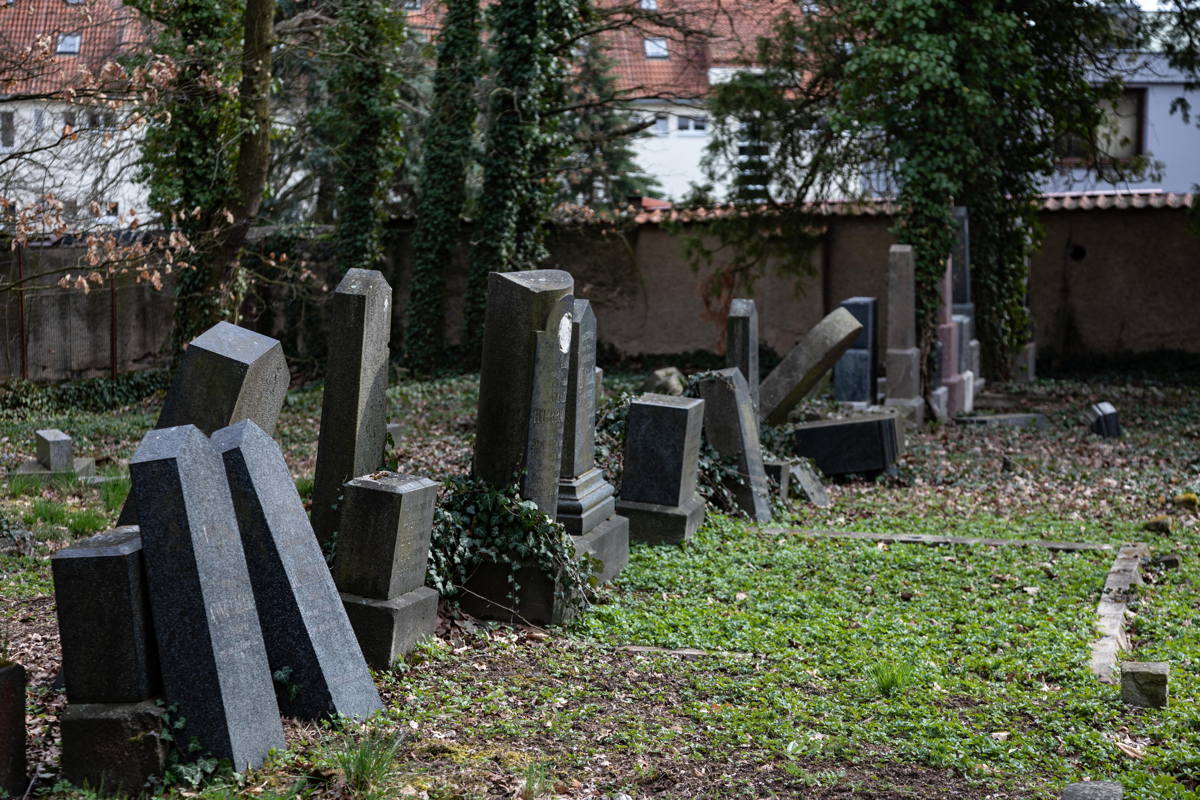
[
  {"xmin": 1040, "ymin": 190, "xmax": 1194, "ymax": 211},
  {"xmin": 0, "ymin": 0, "xmax": 147, "ymax": 97}
]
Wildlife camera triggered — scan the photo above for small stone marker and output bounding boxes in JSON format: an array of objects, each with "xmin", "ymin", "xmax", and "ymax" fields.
[
  {"xmin": 333, "ymin": 472, "xmax": 440, "ymax": 669},
  {"xmin": 1085, "ymin": 402, "xmax": 1121, "ymax": 438},
  {"xmin": 0, "ymin": 661, "xmax": 25, "ymax": 798},
  {"xmin": 51, "ymin": 527, "xmax": 158, "ymax": 703},
  {"xmin": 764, "ymin": 460, "xmax": 790, "ymax": 502},
  {"xmin": 789, "ymin": 461, "xmax": 831, "ymax": 507},
  {"xmin": 214, "ymin": 420, "xmax": 382, "ymax": 719},
  {"xmin": 1013, "ymin": 341, "xmax": 1037, "ymax": 382},
  {"xmin": 696, "ymin": 369, "xmax": 772, "ymax": 522},
  {"xmin": 60, "ymin": 701, "xmax": 167, "ymax": 795},
  {"xmin": 37, "ymin": 429, "xmax": 73, "ymax": 472},
  {"xmin": 791, "ymin": 414, "xmax": 901, "ymax": 477},
  {"xmin": 594, "ymin": 367, "xmax": 605, "ymax": 400},
  {"xmin": 118, "ymin": 321, "xmax": 289, "ymax": 524},
  {"xmin": 957, "ymin": 413, "xmax": 1048, "ymax": 430},
  {"xmin": 833, "ymin": 297, "xmax": 878, "ymax": 404},
  {"xmin": 759, "ymin": 308, "xmax": 863, "ymax": 425},
  {"xmin": 130, "ymin": 425, "xmax": 283, "ymax": 769},
  {"xmin": 1120, "ymin": 661, "xmax": 1168, "ymax": 708},
  {"xmin": 726, "ymin": 299, "xmax": 759, "ymax": 409},
  {"xmin": 641, "ymin": 366, "xmax": 686, "ymax": 396},
  {"xmin": 310, "ymin": 269, "xmax": 393, "ymax": 549},
  {"xmin": 556, "ymin": 300, "xmax": 628, "ymax": 584},
  {"xmin": 615, "ymin": 394, "xmax": 706, "ymax": 544},
  {"xmin": 1061, "ymin": 782, "xmax": 1122, "ymax": 800}
]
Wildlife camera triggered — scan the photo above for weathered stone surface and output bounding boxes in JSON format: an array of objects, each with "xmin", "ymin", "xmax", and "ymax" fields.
[
  {"xmin": 561, "ymin": 300, "xmax": 599, "ymax": 482},
  {"xmin": 1086, "ymin": 402, "xmax": 1121, "ymax": 438},
  {"xmin": 0, "ymin": 663, "xmax": 25, "ymax": 798},
  {"xmin": 616, "ymin": 494, "xmax": 706, "ymax": 545},
  {"xmin": 886, "ymin": 245, "xmax": 917, "ymax": 350},
  {"xmin": 1013, "ymin": 342, "xmax": 1037, "ymax": 382},
  {"xmin": 1121, "ymin": 661, "xmax": 1168, "ymax": 708},
  {"xmin": 574, "ymin": 515, "xmax": 630, "ymax": 584},
  {"xmin": 0, "ymin": 529, "xmax": 34, "ymax": 557},
  {"xmin": 36, "ymin": 429, "xmax": 72, "ymax": 471},
  {"xmin": 620, "ymin": 395, "xmax": 704, "ymax": 508},
  {"xmin": 789, "ymin": 461, "xmax": 831, "ymax": 508},
  {"xmin": 763, "ymin": 460, "xmax": 790, "ymax": 502},
  {"xmin": 459, "ymin": 562, "xmax": 578, "ymax": 626},
  {"xmin": 953, "ymin": 315, "xmax": 972, "ymax": 375},
  {"xmin": 883, "ymin": 395, "xmax": 924, "ymax": 427},
  {"xmin": 641, "ymin": 366, "xmax": 686, "ymax": 396},
  {"xmin": 332, "ymin": 473, "xmax": 439, "ymax": 601},
  {"xmin": 834, "ymin": 349, "xmax": 873, "ymax": 404},
  {"xmin": 958, "ymin": 413, "xmax": 1048, "ymax": 430},
  {"xmin": 841, "ymin": 297, "xmax": 877, "ymax": 353},
  {"xmin": 310, "ymin": 269, "xmax": 393, "ymax": 549},
  {"xmin": 60, "ymin": 701, "xmax": 167, "ymax": 795},
  {"xmin": 475, "ymin": 270, "xmax": 573, "ymax": 515},
  {"xmin": 214, "ymin": 420, "xmax": 382, "ymax": 721},
  {"xmin": 726, "ymin": 299, "xmax": 759, "ymax": 410},
  {"xmin": 1091, "ymin": 543, "xmax": 1148, "ymax": 684},
  {"xmin": 130, "ymin": 425, "xmax": 283, "ymax": 769},
  {"xmin": 14, "ymin": 456, "xmax": 96, "ymax": 482},
  {"xmin": 791, "ymin": 414, "xmax": 901, "ymax": 477},
  {"xmin": 759, "ymin": 308, "xmax": 863, "ymax": 425},
  {"xmin": 51, "ymin": 527, "xmax": 158, "ymax": 704},
  {"xmin": 1061, "ymin": 781, "xmax": 1123, "ymax": 800},
  {"xmin": 696, "ymin": 369, "xmax": 771, "ymax": 523},
  {"xmin": 341, "ymin": 587, "xmax": 439, "ymax": 670}
]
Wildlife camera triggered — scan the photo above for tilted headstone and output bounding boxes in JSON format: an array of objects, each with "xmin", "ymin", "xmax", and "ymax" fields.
[
  {"xmin": 758, "ymin": 308, "xmax": 863, "ymax": 425},
  {"xmin": 556, "ymin": 300, "xmax": 628, "ymax": 584},
  {"xmin": 641, "ymin": 366, "xmax": 686, "ymax": 396},
  {"xmin": 1013, "ymin": 341, "xmax": 1037, "ymax": 383},
  {"xmin": 1120, "ymin": 661, "xmax": 1168, "ymax": 708},
  {"xmin": 118, "ymin": 322, "xmax": 288, "ymax": 525},
  {"xmin": 214, "ymin": 420, "xmax": 382, "ymax": 719},
  {"xmin": 60, "ymin": 701, "xmax": 167, "ymax": 795},
  {"xmin": 310, "ymin": 269, "xmax": 393, "ymax": 549},
  {"xmin": 696, "ymin": 369, "xmax": 771, "ymax": 522},
  {"xmin": 0, "ymin": 662, "xmax": 25, "ymax": 798},
  {"xmin": 37, "ymin": 429, "xmax": 73, "ymax": 472},
  {"xmin": 333, "ymin": 473, "xmax": 440, "ymax": 669},
  {"xmin": 791, "ymin": 414, "xmax": 901, "ymax": 477},
  {"xmin": 51, "ymin": 527, "xmax": 158, "ymax": 704},
  {"xmin": 833, "ymin": 297, "xmax": 878, "ymax": 404},
  {"xmin": 615, "ymin": 394, "xmax": 706, "ymax": 544},
  {"xmin": 884, "ymin": 245, "xmax": 923, "ymax": 424},
  {"xmin": 789, "ymin": 461, "xmax": 831, "ymax": 508},
  {"xmin": 474, "ymin": 270, "xmax": 573, "ymax": 515},
  {"xmin": 130, "ymin": 425, "xmax": 283, "ymax": 769},
  {"xmin": 726, "ymin": 299, "xmax": 759, "ymax": 410},
  {"xmin": 1085, "ymin": 401, "xmax": 1121, "ymax": 438}
]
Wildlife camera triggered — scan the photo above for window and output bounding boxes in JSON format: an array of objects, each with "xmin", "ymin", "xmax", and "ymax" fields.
[
  {"xmin": 87, "ymin": 109, "xmax": 117, "ymax": 130},
  {"xmin": 643, "ymin": 37, "xmax": 668, "ymax": 59},
  {"xmin": 66, "ymin": 0, "xmax": 86, "ymax": 4},
  {"xmin": 401, "ymin": 0, "xmax": 420, "ymax": 8},
  {"xmin": 33, "ymin": 109, "xmax": 45, "ymax": 133},
  {"xmin": 652, "ymin": 113, "xmax": 670, "ymax": 135},
  {"xmin": 640, "ymin": 0, "xmax": 657, "ymax": 9},
  {"xmin": 678, "ymin": 115, "xmax": 708, "ymax": 133},
  {"xmin": 0, "ymin": 112, "xmax": 14, "ymax": 149},
  {"xmin": 56, "ymin": 32, "xmax": 82, "ymax": 54},
  {"xmin": 1061, "ymin": 88, "xmax": 1145, "ymax": 162}
]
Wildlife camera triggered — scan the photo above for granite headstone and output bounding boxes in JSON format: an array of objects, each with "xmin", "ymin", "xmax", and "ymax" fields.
[
  {"xmin": 726, "ymin": 299, "xmax": 759, "ymax": 410},
  {"xmin": 696, "ymin": 369, "xmax": 772, "ymax": 522}
]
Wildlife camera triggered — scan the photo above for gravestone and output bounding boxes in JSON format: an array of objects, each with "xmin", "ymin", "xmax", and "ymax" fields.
[
  {"xmin": 726, "ymin": 299, "xmax": 759, "ymax": 409},
  {"xmin": 474, "ymin": 270, "xmax": 573, "ymax": 515},
  {"xmin": 333, "ymin": 473, "xmax": 440, "ymax": 669},
  {"xmin": 594, "ymin": 367, "xmax": 605, "ymax": 401},
  {"xmin": 763, "ymin": 460, "xmax": 790, "ymax": 503},
  {"xmin": 615, "ymin": 394, "xmax": 706, "ymax": 544},
  {"xmin": 642, "ymin": 366, "xmax": 686, "ymax": 396},
  {"xmin": 0, "ymin": 662, "xmax": 25, "ymax": 798},
  {"xmin": 1013, "ymin": 341, "xmax": 1037, "ymax": 383},
  {"xmin": 214, "ymin": 420, "xmax": 382, "ymax": 719},
  {"xmin": 834, "ymin": 297, "xmax": 878, "ymax": 404},
  {"xmin": 884, "ymin": 245, "xmax": 923, "ymax": 424},
  {"xmin": 310, "ymin": 269, "xmax": 393, "ymax": 549},
  {"xmin": 1061, "ymin": 782, "xmax": 1122, "ymax": 800},
  {"xmin": 556, "ymin": 300, "xmax": 629, "ymax": 583},
  {"xmin": 1085, "ymin": 402, "xmax": 1121, "ymax": 438},
  {"xmin": 15, "ymin": 429, "xmax": 95, "ymax": 481},
  {"xmin": 60, "ymin": 702, "xmax": 167, "ymax": 795},
  {"xmin": 759, "ymin": 308, "xmax": 863, "ymax": 425},
  {"xmin": 118, "ymin": 321, "xmax": 288, "ymax": 525},
  {"xmin": 789, "ymin": 461, "xmax": 832, "ymax": 507},
  {"xmin": 51, "ymin": 527, "xmax": 158, "ymax": 703},
  {"xmin": 1121, "ymin": 661, "xmax": 1168, "ymax": 707},
  {"xmin": 935, "ymin": 258, "xmax": 966, "ymax": 419},
  {"xmin": 958, "ymin": 413, "xmax": 1048, "ymax": 430},
  {"xmin": 130, "ymin": 425, "xmax": 283, "ymax": 769},
  {"xmin": 792, "ymin": 414, "xmax": 901, "ymax": 477},
  {"xmin": 950, "ymin": 207, "xmax": 983, "ymax": 398},
  {"xmin": 696, "ymin": 369, "xmax": 772, "ymax": 522}
]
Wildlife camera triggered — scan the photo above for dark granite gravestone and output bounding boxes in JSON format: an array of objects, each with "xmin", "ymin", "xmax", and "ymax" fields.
[
  {"xmin": 332, "ymin": 473, "xmax": 440, "ymax": 669},
  {"xmin": 213, "ymin": 420, "xmax": 382, "ymax": 719},
  {"xmin": 791, "ymin": 414, "xmax": 901, "ymax": 477},
  {"xmin": 1085, "ymin": 402, "xmax": 1121, "ymax": 438},
  {"xmin": 51, "ymin": 527, "xmax": 158, "ymax": 703},
  {"xmin": 130, "ymin": 425, "xmax": 284, "ymax": 769},
  {"xmin": 118, "ymin": 322, "xmax": 289, "ymax": 525},
  {"xmin": 0, "ymin": 662, "xmax": 25, "ymax": 798},
  {"xmin": 615, "ymin": 394, "xmax": 706, "ymax": 544},
  {"xmin": 60, "ymin": 702, "xmax": 167, "ymax": 795},
  {"xmin": 474, "ymin": 270, "xmax": 573, "ymax": 515},
  {"xmin": 310, "ymin": 269, "xmax": 393, "ymax": 549},
  {"xmin": 758, "ymin": 308, "xmax": 863, "ymax": 425},
  {"xmin": 726, "ymin": 299, "xmax": 759, "ymax": 410},
  {"xmin": 556, "ymin": 300, "xmax": 628, "ymax": 583},
  {"xmin": 696, "ymin": 369, "xmax": 772, "ymax": 522}
]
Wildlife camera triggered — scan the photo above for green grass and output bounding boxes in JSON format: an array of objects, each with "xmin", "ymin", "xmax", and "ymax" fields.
[
  {"xmin": 66, "ymin": 509, "xmax": 107, "ymax": 538},
  {"xmin": 24, "ymin": 498, "xmax": 66, "ymax": 526},
  {"xmin": 98, "ymin": 477, "xmax": 130, "ymax": 513}
]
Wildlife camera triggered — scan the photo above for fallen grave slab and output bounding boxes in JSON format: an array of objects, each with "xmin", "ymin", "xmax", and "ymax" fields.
[
  {"xmin": 1089, "ymin": 542, "xmax": 1149, "ymax": 684},
  {"xmin": 763, "ymin": 528, "xmax": 1116, "ymax": 553}
]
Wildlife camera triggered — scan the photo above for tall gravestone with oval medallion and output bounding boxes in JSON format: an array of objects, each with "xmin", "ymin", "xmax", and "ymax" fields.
[{"xmin": 463, "ymin": 270, "xmax": 576, "ymax": 624}]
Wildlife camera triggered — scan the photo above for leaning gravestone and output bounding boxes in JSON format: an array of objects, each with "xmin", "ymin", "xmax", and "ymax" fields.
[
  {"xmin": 1085, "ymin": 402, "xmax": 1121, "ymax": 438},
  {"xmin": 696, "ymin": 369, "xmax": 772, "ymax": 522},
  {"xmin": 616, "ymin": 395, "xmax": 706, "ymax": 544},
  {"xmin": 310, "ymin": 269, "xmax": 393, "ymax": 549},
  {"xmin": 333, "ymin": 473, "xmax": 440, "ymax": 669},
  {"xmin": 791, "ymin": 414, "xmax": 902, "ymax": 477},
  {"xmin": 118, "ymin": 322, "xmax": 288, "ymax": 525},
  {"xmin": 556, "ymin": 300, "xmax": 628, "ymax": 583},
  {"xmin": 14, "ymin": 429, "xmax": 96, "ymax": 482},
  {"xmin": 130, "ymin": 425, "xmax": 283, "ymax": 769},
  {"xmin": 758, "ymin": 308, "xmax": 863, "ymax": 425},
  {"xmin": 833, "ymin": 297, "xmax": 878, "ymax": 404},
  {"xmin": 789, "ymin": 461, "xmax": 832, "ymax": 508},
  {"xmin": 214, "ymin": 420, "xmax": 382, "ymax": 719},
  {"xmin": 726, "ymin": 299, "xmax": 759, "ymax": 410}
]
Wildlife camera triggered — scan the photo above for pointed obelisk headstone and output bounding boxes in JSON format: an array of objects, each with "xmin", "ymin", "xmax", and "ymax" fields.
[
  {"xmin": 696, "ymin": 369, "xmax": 772, "ymax": 522},
  {"xmin": 311, "ymin": 269, "xmax": 393, "ymax": 549},
  {"xmin": 214, "ymin": 420, "xmax": 382, "ymax": 719},
  {"xmin": 726, "ymin": 299, "xmax": 759, "ymax": 410},
  {"xmin": 130, "ymin": 425, "xmax": 283, "ymax": 769}
]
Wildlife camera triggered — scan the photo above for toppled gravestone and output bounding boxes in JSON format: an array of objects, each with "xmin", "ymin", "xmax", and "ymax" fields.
[
  {"xmin": 758, "ymin": 308, "xmax": 863, "ymax": 426},
  {"xmin": 696, "ymin": 369, "xmax": 771, "ymax": 522}
]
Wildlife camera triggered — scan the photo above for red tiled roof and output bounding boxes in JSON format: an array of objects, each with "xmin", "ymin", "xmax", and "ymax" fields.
[{"xmin": 0, "ymin": 0, "xmax": 147, "ymax": 97}]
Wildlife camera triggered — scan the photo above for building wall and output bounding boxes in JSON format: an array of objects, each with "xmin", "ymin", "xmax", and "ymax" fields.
[{"xmin": 627, "ymin": 100, "xmax": 717, "ymax": 201}]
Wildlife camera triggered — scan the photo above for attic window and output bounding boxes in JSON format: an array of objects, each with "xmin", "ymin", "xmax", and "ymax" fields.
[
  {"xmin": 643, "ymin": 37, "xmax": 668, "ymax": 59},
  {"xmin": 640, "ymin": 0, "xmax": 657, "ymax": 9},
  {"xmin": 65, "ymin": 0, "xmax": 85, "ymax": 4},
  {"xmin": 1, "ymin": 112, "xmax": 15, "ymax": 150},
  {"xmin": 402, "ymin": 0, "xmax": 420, "ymax": 8},
  {"xmin": 57, "ymin": 33, "xmax": 82, "ymax": 54}
]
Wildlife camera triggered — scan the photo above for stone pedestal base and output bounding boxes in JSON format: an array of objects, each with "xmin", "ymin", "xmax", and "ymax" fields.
[
  {"xmin": 1012, "ymin": 342, "xmax": 1036, "ymax": 382},
  {"xmin": 616, "ymin": 494, "xmax": 705, "ymax": 546},
  {"xmin": 943, "ymin": 374, "xmax": 966, "ymax": 418},
  {"xmin": 14, "ymin": 457, "xmax": 96, "ymax": 483},
  {"xmin": 885, "ymin": 347, "xmax": 921, "ymax": 399},
  {"xmin": 556, "ymin": 468, "xmax": 616, "ymax": 537},
  {"xmin": 341, "ymin": 587, "xmax": 438, "ymax": 669},
  {"xmin": 60, "ymin": 701, "xmax": 167, "ymax": 795},
  {"xmin": 459, "ymin": 561, "xmax": 577, "ymax": 627},
  {"xmin": 884, "ymin": 396, "xmax": 924, "ymax": 427},
  {"xmin": 573, "ymin": 514, "xmax": 629, "ymax": 584},
  {"xmin": 961, "ymin": 371, "xmax": 975, "ymax": 414}
]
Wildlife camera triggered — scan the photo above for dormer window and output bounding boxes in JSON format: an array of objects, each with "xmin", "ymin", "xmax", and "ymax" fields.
[
  {"xmin": 56, "ymin": 33, "xmax": 82, "ymax": 54},
  {"xmin": 643, "ymin": 37, "xmax": 668, "ymax": 59}
]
